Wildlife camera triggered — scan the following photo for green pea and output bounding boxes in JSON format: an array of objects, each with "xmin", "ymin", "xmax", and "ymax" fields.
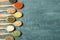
[{"xmin": 12, "ymin": 30, "xmax": 21, "ymax": 37}]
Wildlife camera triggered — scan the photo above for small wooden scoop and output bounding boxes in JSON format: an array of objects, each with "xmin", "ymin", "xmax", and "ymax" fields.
[
  {"xmin": 0, "ymin": 12, "xmax": 23, "ymax": 18},
  {"xmin": 0, "ymin": 8, "xmax": 16, "ymax": 13},
  {"xmin": 0, "ymin": 25, "xmax": 14, "ymax": 32},
  {"xmin": 0, "ymin": 21, "xmax": 22, "ymax": 26},
  {"xmin": 0, "ymin": 0, "xmax": 17, "ymax": 4},
  {"xmin": 0, "ymin": 17, "xmax": 15, "ymax": 23},
  {"xmin": 0, "ymin": 2, "xmax": 23, "ymax": 9},
  {"xmin": 0, "ymin": 30, "xmax": 21, "ymax": 37},
  {"xmin": 0, "ymin": 36, "xmax": 14, "ymax": 40}
]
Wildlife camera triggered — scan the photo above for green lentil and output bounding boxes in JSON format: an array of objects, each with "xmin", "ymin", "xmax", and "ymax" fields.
[{"xmin": 7, "ymin": 17, "xmax": 15, "ymax": 23}]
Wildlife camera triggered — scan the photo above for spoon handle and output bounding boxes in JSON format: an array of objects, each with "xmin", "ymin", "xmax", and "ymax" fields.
[
  {"xmin": 0, "ymin": 10, "xmax": 6, "ymax": 12},
  {"xmin": 0, "ymin": 39, "xmax": 5, "ymax": 40},
  {"xmin": 0, "ymin": 18, "xmax": 6, "ymax": 20},
  {"xmin": 0, "ymin": 23, "xmax": 12, "ymax": 26},
  {"xmin": 0, "ymin": 5, "xmax": 13, "ymax": 7},
  {"xmin": 0, "ymin": 0, "xmax": 8, "ymax": 2},
  {"xmin": 0, "ymin": 32, "xmax": 10, "ymax": 35},
  {"xmin": 0, "ymin": 14, "xmax": 12, "ymax": 17},
  {"xmin": 0, "ymin": 27, "xmax": 5, "ymax": 30}
]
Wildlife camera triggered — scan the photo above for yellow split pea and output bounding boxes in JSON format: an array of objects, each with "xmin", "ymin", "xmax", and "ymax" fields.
[{"xmin": 13, "ymin": 12, "xmax": 22, "ymax": 18}]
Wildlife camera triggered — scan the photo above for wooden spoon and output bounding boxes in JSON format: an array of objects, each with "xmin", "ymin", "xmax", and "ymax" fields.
[
  {"xmin": 0, "ymin": 8, "xmax": 16, "ymax": 13},
  {"xmin": 0, "ymin": 17, "xmax": 15, "ymax": 23},
  {"xmin": 0, "ymin": 2, "xmax": 23, "ymax": 9},
  {"xmin": 0, "ymin": 25, "xmax": 14, "ymax": 32},
  {"xmin": 0, "ymin": 36, "xmax": 14, "ymax": 40},
  {"xmin": 0, "ymin": 21, "xmax": 22, "ymax": 26},
  {"xmin": 0, "ymin": 0, "xmax": 17, "ymax": 4},
  {"xmin": 0, "ymin": 30, "xmax": 21, "ymax": 37},
  {"xmin": 0, "ymin": 12, "xmax": 23, "ymax": 18}
]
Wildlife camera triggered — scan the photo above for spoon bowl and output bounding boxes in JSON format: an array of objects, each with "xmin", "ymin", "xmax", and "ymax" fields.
[
  {"xmin": 5, "ymin": 36, "xmax": 14, "ymax": 40},
  {"xmin": 12, "ymin": 30, "xmax": 21, "ymax": 36},
  {"xmin": 13, "ymin": 21, "xmax": 22, "ymax": 26},
  {"xmin": 7, "ymin": 8, "xmax": 16, "ymax": 14},
  {"xmin": 6, "ymin": 25, "xmax": 14, "ymax": 32}
]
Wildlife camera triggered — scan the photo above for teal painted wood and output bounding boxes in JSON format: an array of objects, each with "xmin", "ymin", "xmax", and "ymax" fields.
[
  {"xmin": 0, "ymin": 0, "xmax": 60, "ymax": 40},
  {"xmin": 14, "ymin": 0, "xmax": 60, "ymax": 40}
]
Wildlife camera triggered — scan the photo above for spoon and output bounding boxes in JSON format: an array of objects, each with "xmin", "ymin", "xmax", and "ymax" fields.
[
  {"xmin": 0, "ymin": 8, "xmax": 16, "ymax": 14},
  {"xmin": 0, "ymin": 36, "xmax": 14, "ymax": 40},
  {"xmin": 0, "ymin": 0, "xmax": 17, "ymax": 4},
  {"xmin": 0, "ymin": 2, "xmax": 23, "ymax": 9},
  {"xmin": 0, "ymin": 21, "xmax": 22, "ymax": 26},
  {"xmin": 0, "ymin": 30, "xmax": 21, "ymax": 37},
  {"xmin": 0, "ymin": 25, "xmax": 14, "ymax": 32},
  {"xmin": 0, "ymin": 12, "xmax": 23, "ymax": 18},
  {"xmin": 0, "ymin": 17, "xmax": 15, "ymax": 23}
]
